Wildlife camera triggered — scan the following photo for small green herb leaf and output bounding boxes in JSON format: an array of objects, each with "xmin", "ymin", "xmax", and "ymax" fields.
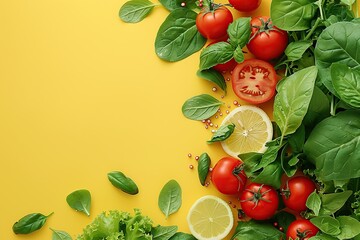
[
  {"xmin": 310, "ymin": 216, "xmax": 341, "ymax": 236},
  {"xmin": 197, "ymin": 69, "xmax": 227, "ymax": 94},
  {"xmin": 158, "ymin": 180, "xmax": 182, "ymax": 218},
  {"xmin": 182, "ymin": 94, "xmax": 223, "ymax": 120},
  {"xmin": 12, "ymin": 212, "xmax": 53, "ymax": 234},
  {"xmin": 169, "ymin": 232, "xmax": 197, "ymax": 240},
  {"xmin": 232, "ymin": 220, "xmax": 285, "ymax": 239},
  {"xmin": 159, "ymin": 0, "xmax": 197, "ymax": 11},
  {"xmin": 152, "ymin": 225, "xmax": 178, "ymax": 240},
  {"xmin": 197, "ymin": 153, "xmax": 211, "ymax": 186},
  {"xmin": 199, "ymin": 42, "xmax": 234, "ymax": 70},
  {"xmin": 306, "ymin": 190, "xmax": 321, "ymax": 216},
  {"xmin": 207, "ymin": 124, "xmax": 234, "ymax": 143},
  {"xmin": 228, "ymin": 17, "xmax": 251, "ymax": 48},
  {"xmin": 119, "ymin": 0, "xmax": 155, "ymax": 23},
  {"xmin": 51, "ymin": 228, "xmax": 73, "ymax": 240},
  {"xmin": 233, "ymin": 46, "xmax": 245, "ymax": 63},
  {"xmin": 107, "ymin": 171, "xmax": 139, "ymax": 195},
  {"xmin": 285, "ymin": 40, "xmax": 312, "ymax": 62},
  {"xmin": 335, "ymin": 216, "xmax": 360, "ymax": 239},
  {"xmin": 320, "ymin": 190, "xmax": 353, "ymax": 215},
  {"xmin": 66, "ymin": 189, "xmax": 91, "ymax": 216}
]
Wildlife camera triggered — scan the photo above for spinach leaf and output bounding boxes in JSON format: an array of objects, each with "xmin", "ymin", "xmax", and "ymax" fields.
[
  {"xmin": 197, "ymin": 153, "xmax": 211, "ymax": 186},
  {"xmin": 252, "ymin": 161, "xmax": 283, "ymax": 189},
  {"xmin": 273, "ymin": 66, "xmax": 318, "ymax": 141},
  {"xmin": 152, "ymin": 225, "xmax": 178, "ymax": 240},
  {"xmin": 331, "ymin": 63, "xmax": 360, "ymax": 108},
  {"xmin": 306, "ymin": 190, "xmax": 322, "ymax": 216},
  {"xmin": 270, "ymin": 0, "xmax": 318, "ymax": 31},
  {"xmin": 50, "ymin": 228, "xmax": 72, "ymax": 240},
  {"xmin": 197, "ymin": 69, "xmax": 227, "ymax": 94},
  {"xmin": 309, "ymin": 234, "xmax": 338, "ymax": 240},
  {"xmin": 66, "ymin": 189, "xmax": 91, "ymax": 216},
  {"xmin": 320, "ymin": 190, "xmax": 353, "ymax": 215},
  {"xmin": 304, "ymin": 110, "xmax": 360, "ymax": 181},
  {"xmin": 119, "ymin": 0, "xmax": 156, "ymax": 23},
  {"xmin": 315, "ymin": 22, "xmax": 360, "ymax": 95},
  {"xmin": 169, "ymin": 232, "xmax": 196, "ymax": 240},
  {"xmin": 227, "ymin": 17, "xmax": 251, "ymax": 48},
  {"xmin": 303, "ymin": 86, "xmax": 330, "ymax": 128},
  {"xmin": 155, "ymin": 8, "xmax": 206, "ymax": 62},
  {"xmin": 12, "ymin": 212, "xmax": 53, "ymax": 234},
  {"xmin": 199, "ymin": 42, "xmax": 234, "ymax": 70},
  {"xmin": 207, "ymin": 124, "xmax": 235, "ymax": 143},
  {"xmin": 158, "ymin": 180, "xmax": 182, "ymax": 218},
  {"xmin": 107, "ymin": 171, "xmax": 139, "ymax": 195},
  {"xmin": 158, "ymin": 0, "xmax": 197, "ymax": 11},
  {"xmin": 182, "ymin": 94, "xmax": 223, "ymax": 120},
  {"xmin": 280, "ymin": 145, "xmax": 298, "ymax": 177},
  {"xmin": 285, "ymin": 40, "xmax": 313, "ymax": 62},
  {"xmin": 310, "ymin": 216, "xmax": 341, "ymax": 236},
  {"xmin": 336, "ymin": 216, "xmax": 360, "ymax": 239},
  {"xmin": 231, "ymin": 220, "xmax": 285, "ymax": 240},
  {"xmin": 273, "ymin": 211, "xmax": 296, "ymax": 232}
]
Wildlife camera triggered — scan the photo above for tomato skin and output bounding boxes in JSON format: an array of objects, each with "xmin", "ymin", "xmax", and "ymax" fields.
[
  {"xmin": 281, "ymin": 176, "xmax": 317, "ymax": 212},
  {"xmin": 240, "ymin": 183, "xmax": 279, "ymax": 220},
  {"xmin": 286, "ymin": 219, "xmax": 319, "ymax": 240},
  {"xmin": 247, "ymin": 16, "xmax": 288, "ymax": 61},
  {"xmin": 231, "ymin": 59, "xmax": 277, "ymax": 104},
  {"xmin": 196, "ymin": 7, "xmax": 233, "ymax": 40},
  {"xmin": 211, "ymin": 157, "xmax": 247, "ymax": 195},
  {"xmin": 228, "ymin": 0, "xmax": 261, "ymax": 12}
]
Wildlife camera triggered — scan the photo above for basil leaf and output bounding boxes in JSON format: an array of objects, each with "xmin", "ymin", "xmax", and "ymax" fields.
[
  {"xmin": 108, "ymin": 171, "xmax": 139, "ymax": 195},
  {"xmin": 182, "ymin": 94, "xmax": 223, "ymax": 120},
  {"xmin": 197, "ymin": 153, "xmax": 211, "ymax": 186},
  {"xmin": 169, "ymin": 232, "xmax": 196, "ymax": 240},
  {"xmin": 252, "ymin": 161, "xmax": 283, "ymax": 189},
  {"xmin": 304, "ymin": 110, "xmax": 360, "ymax": 181},
  {"xmin": 158, "ymin": 180, "xmax": 182, "ymax": 218},
  {"xmin": 273, "ymin": 211, "xmax": 296, "ymax": 233},
  {"xmin": 285, "ymin": 40, "xmax": 312, "ymax": 62},
  {"xmin": 320, "ymin": 190, "xmax": 353, "ymax": 215},
  {"xmin": 270, "ymin": 0, "xmax": 318, "ymax": 31},
  {"xmin": 309, "ymin": 234, "xmax": 338, "ymax": 240},
  {"xmin": 303, "ymin": 86, "xmax": 330, "ymax": 128},
  {"xmin": 280, "ymin": 146, "xmax": 297, "ymax": 177},
  {"xmin": 310, "ymin": 216, "xmax": 341, "ymax": 236},
  {"xmin": 252, "ymin": 145, "xmax": 281, "ymax": 172},
  {"xmin": 13, "ymin": 212, "xmax": 53, "ymax": 234},
  {"xmin": 335, "ymin": 216, "xmax": 360, "ymax": 239},
  {"xmin": 306, "ymin": 190, "xmax": 321, "ymax": 216},
  {"xmin": 51, "ymin": 228, "xmax": 72, "ymax": 240},
  {"xmin": 233, "ymin": 46, "xmax": 245, "ymax": 63},
  {"xmin": 66, "ymin": 189, "xmax": 91, "ymax": 216},
  {"xmin": 159, "ymin": 0, "xmax": 197, "ymax": 11},
  {"xmin": 152, "ymin": 225, "xmax": 178, "ymax": 240},
  {"xmin": 232, "ymin": 220, "xmax": 285, "ymax": 239},
  {"xmin": 331, "ymin": 63, "xmax": 360, "ymax": 108},
  {"xmin": 199, "ymin": 42, "xmax": 234, "ymax": 70},
  {"xmin": 207, "ymin": 124, "xmax": 234, "ymax": 143},
  {"xmin": 315, "ymin": 22, "xmax": 360, "ymax": 95},
  {"xmin": 228, "ymin": 17, "xmax": 251, "ymax": 48},
  {"xmin": 240, "ymin": 152, "xmax": 263, "ymax": 177},
  {"xmin": 287, "ymin": 124, "xmax": 305, "ymax": 154},
  {"xmin": 197, "ymin": 69, "xmax": 227, "ymax": 94},
  {"xmin": 155, "ymin": 8, "xmax": 206, "ymax": 62},
  {"xmin": 274, "ymin": 66, "xmax": 317, "ymax": 139},
  {"xmin": 119, "ymin": 0, "xmax": 155, "ymax": 23}
]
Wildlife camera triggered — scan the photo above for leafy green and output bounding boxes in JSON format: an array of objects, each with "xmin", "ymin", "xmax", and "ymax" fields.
[
  {"xmin": 158, "ymin": 180, "xmax": 182, "ymax": 218},
  {"xmin": 336, "ymin": 216, "xmax": 360, "ymax": 239},
  {"xmin": 155, "ymin": 8, "xmax": 206, "ymax": 62},
  {"xmin": 231, "ymin": 220, "xmax": 285, "ymax": 240},
  {"xmin": 66, "ymin": 189, "xmax": 91, "ymax": 216},
  {"xmin": 197, "ymin": 153, "xmax": 211, "ymax": 186},
  {"xmin": 310, "ymin": 216, "xmax": 341, "ymax": 236},
  {"xmin": 169, "ymin": 232, "xmax": 196, "ymax": 240},
  {"xmin": 12, "ymin": 212, "xmax": 53, "ymax": 234},
  {"xmin": 152, "ymin": 225, "xmax": 178, "ymax": 240},
  {"xmin": 196, "ymin": 69, "xmax": 227, "ymax": 94},
  {"xmin": 182, "ymin": 94, "xmax": 223, "ymax": 120},
  {"xmin": 207, "ymin": 124, "xmax": 235, "ymax": 143},
  {"xmin": 284, "ymin": 40, "xmax": 313, "ymax": 62},
  {"xmin": 108, "ymin": 171, "xmax": 139, "ymax": 195},
  {"xmin": 158, "ymin": 0, "xmax": 197, "ymax": 11},
  {"xmin": 119, "ymin": 0, "xmax": 156, "ymax": 23},
  {"xmin": 306, "ymin": 190, "xmax": 322, "ymax": 216},
  {"xmin": 199, "ymin": 42, "xmax": 234, "ymax": 70},
  {"xmin": 227, "ymin": 17, "xmax": 251, "ymax": 48},
  {"xmin": 51, "ymin": 228, "xmax": 73, "ymax": 240}
]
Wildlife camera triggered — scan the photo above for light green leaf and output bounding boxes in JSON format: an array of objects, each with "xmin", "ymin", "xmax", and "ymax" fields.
[
  {"xmin": 66, "ymin": 189, "xmax": 91, "ymax": 216},
  {"xmin": 119, "ymin": 0, "xmax": 155, "ymax": 23}
]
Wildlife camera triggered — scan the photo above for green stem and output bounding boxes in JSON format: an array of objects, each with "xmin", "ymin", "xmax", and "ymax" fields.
[
  {"xmin": 317, "ymin": 0, "xmax": 325, "ymax": 20},
  {"xmin": 304, "ymin": 17, "xmax": 322, "ymax": 41}
]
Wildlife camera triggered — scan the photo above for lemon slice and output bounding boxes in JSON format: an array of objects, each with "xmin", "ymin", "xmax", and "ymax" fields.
[
  {"xmin": 220, "ymin": 105, "xmax": 273, "ymax": 158},
  {"xmin": 187, "ymin": 195, "xmax": 234, "ymax": 240}
]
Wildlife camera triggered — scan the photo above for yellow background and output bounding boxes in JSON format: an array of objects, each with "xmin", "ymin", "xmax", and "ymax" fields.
[{"xmin": 0, "ymin": 0, "xmax": 310, "ymax": 239}]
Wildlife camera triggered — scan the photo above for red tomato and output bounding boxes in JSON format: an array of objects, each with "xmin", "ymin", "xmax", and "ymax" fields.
[
  {"xmin": 196, "ymin": 6, "xmax": 233, "ymax": 40},
  {"xmin": 247, "ymin": 16, "xmax": 288, "ymax": 61},
  {"xmin": 281, "ymin": 176, "xmax": 317, "ymax": 212},
  {"xmin": 286, "ymin": 219, "xmax": 319, "ymax": 240},
  {"xmin": 240, "ymin": 183, "xmax": 279, "ymax": 220},
  {"xmin": 228, "ymin": 0, "xmax": 261, "ymax": 12},
  {"xmin": 208, "ymin": 40, "xmax": 237, "ymax": 72},
  {"xmin": 211, "ymin": 157, "xmax": 247, "ymax": 195},
  {"xmin": 231, "ymin": 59, "xmax": 277, "ymax": 104}
]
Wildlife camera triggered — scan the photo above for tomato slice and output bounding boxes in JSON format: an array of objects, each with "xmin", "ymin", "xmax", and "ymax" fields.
[{"xmin": 231, "ymin": 59, "xmax": 277, "ymax": 104}]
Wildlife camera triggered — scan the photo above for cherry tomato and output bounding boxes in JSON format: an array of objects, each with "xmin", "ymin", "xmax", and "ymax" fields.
[
  {"xmin": 228, "ymin": 0, "xmax": 261, "ymax": 12},
  {"xmin": 286, "ymin": 219, "xmax": 319, "ymax": 240},
  {"xmin": 208, "ymin": 40, "xmax": 237, "ymax": 72},
  {"xmin": 247, "ymin": 16, "xmax": 288, "ymax": 61},
  {"xmin": 281, "ymin": 176, "xmax": 317, "ymax": 212},
  {"xmin": 231, "ymin": 58, "xmax": 277, "ymax": 104},
  {"xmin": 211, "ymin": 157, "xmax": 247, "ymax": 195},
  {"xmin": 240, "ymin": 183, "xmax": 279, "ymax": 220},
  {"xmin": 196, "ymin": 6, "xmax": 233, "ymax": 40}
]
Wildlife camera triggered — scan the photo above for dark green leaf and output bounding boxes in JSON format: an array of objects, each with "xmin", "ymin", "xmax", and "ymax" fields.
[
  {"xmin": 197, "ymin": 69, "xmax": 227, "ymax": 94},
  {"xmin": 169, "ymin": 232, "xmax": 196, "ymax": 240},
  {"xmin": 12, "ymin": 212, "xmax": 53, "ymax": 234},
  {"xmin": 273, "ymin": 211, "xmax": 296, "ymax": 232},
  {"xmin": 207, "ymin": 124, "xmax": 235, "ymax": 143},
  {"xmin": 231, "ymin": 220, "xmax": 285, "ymax": 240},
  {"xmin": 252, "ymin": 161, "xmax": 283, "ymax": 189},
  {"xmin": 336, "ymin": 216, "xmax": 360, "ymax": 239},
  {"xmin": 320, "ymin": 190, "xmax": 353, "ymax": 215},
  {"xmin": 228, "ymin": 17, "xmax": 251, "ymax": 48},
  {"xmin": 155, "ymin": 8, "xmax": 206, "ymax": 62},
  {"xmin": 107, "ymin": 171, "xmax": 139, "ymax": 195},
  {"xmin": 158, "ymin": 180, "xmax": 182, "ymax": 218},
  {"xmin": 199, "ymin": 42, "xmax": 234, "ymax": 70},
  {"xmin": 303, "ymin": 86, "xmax": 330, "ymax": 128},
  {"xmin": 51, "ymin": 228, "xmax": 72, "ymax": 240},
  {"xmin": 331, "ymin": 63, "xmax": 360, "ymax": 108},
  {"xmin": 152, "ymin": 225, "xmax": 178, "ymax": 240},
  {"xmin": 240, "ymin": 152, "xmax": 263, "ymax": 177},
  {"xmin": 252, "ymin": 145, "xmax": 281, "ymax": 172},
  {"xmin": 197, "ymin": 153, "xmax": 211, "ymax": 186},
  {"xmin": 285, "ymin": 40, "xmax": 313, "ymax": 62},
  {"xmin": 280, "ymin": 146, "xmax": 297, "ymax": 177},
  {"xmin": 306, "ymin": 190, "xmax": 321, "ymax": 216},
  {"xmin": 159, "ymin": 0, "xmax": 197, "ymax": 11},
  {"xmin": 182, "ymin": 94, "xmax": 223, "ymax": 120},
  {"xmin": 119, "ymin": 0, "xmax": 155, "ymax": 23},
  {"xmin": 287, "ymin": 124, "xmax": 305, "ymax": 154},
  {"xmin": 304, "ymin": 110, "xmax": 360, "ymax": 181},
  {"xmin": 310, "ymin": 216, "xmax": 341, "ymax": 236},
  {"xmin": 309, "ymin": 234, "xmax": 338, "ymax": 240},
  {"xmin": 66, "ymin": 189, "xmax": 91, "ymax": 216}
]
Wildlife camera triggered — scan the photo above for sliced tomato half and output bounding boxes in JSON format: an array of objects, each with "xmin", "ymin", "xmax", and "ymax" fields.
[{"xmin": 231, "ymin": 59, "xmax": 277, "ymax": 104}]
